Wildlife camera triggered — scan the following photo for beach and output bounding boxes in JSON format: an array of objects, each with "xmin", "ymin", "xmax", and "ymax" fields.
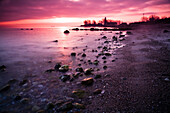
[{"xmin": 0, "ymin": 24, "xmax": 170, "ymax": 113}]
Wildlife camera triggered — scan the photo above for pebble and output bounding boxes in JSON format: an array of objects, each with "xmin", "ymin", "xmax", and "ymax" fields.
[
  {"xmin": 0, "ymin": 84, "xmax": 10, "ymax": 92},
  {"xmin": 81, "ymin": 77, "xmax": 94, "ymax": 85},
  {"xmin": 93, "ymin": 89, "xmax": 102, "ymax": 95},
  {"xmin": 73, "ymin": 103, "xmax": 85, "ymax": 109}
]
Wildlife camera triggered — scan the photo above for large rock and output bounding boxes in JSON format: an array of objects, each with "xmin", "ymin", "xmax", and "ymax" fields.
[{"xmin": 81, "ymin": 77, "xmax": 94, "ymax": 85}]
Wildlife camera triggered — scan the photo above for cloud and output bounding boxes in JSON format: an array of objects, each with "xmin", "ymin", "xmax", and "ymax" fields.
[{"xmin": 0, "ymin": 0, "xmax": 169, "ymax": 22}]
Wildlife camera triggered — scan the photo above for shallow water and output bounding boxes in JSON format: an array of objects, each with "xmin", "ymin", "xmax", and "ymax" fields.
[{"xmin": 0, "ymin": 27, "xmax": 126, "ymax": 86}]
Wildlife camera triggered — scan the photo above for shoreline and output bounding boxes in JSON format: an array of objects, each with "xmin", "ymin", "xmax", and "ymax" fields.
[{"xmin": 0, "ymin": 24, "xmax": 170, "ymax": 113}]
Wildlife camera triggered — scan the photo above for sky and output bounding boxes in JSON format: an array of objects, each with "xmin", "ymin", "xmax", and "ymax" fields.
[{"xmin": 0, "ymin": 0, "xmax": 169, "ymax": 27}]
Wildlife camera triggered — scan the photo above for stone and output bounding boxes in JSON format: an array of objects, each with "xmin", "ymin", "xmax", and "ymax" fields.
[
  {"xmin": 14, "ymin": 94, "xmax": 22, "ymax": 100},
  {"xmin": 119, "ymin": 35, "xmax": 125, "ymax": 38},
  {"xmin": 45, "ymin": 102, "xmax": 55, "ymax": 110},
  {"xmin": 73, "ymin": 103, "xmax": 85, "ymax": 109},
  {"xmin": 53, "ymin": 40, "xmax": 58, "ymax": 42},
  {"xmin": 32, "ymin": 105, "xmax": 40, "ymax": 112},
  {"xmin": 72, "ymin": 89, "xmax": 85, "ymax": 98},
  {"xmin": 71, "ymin": 52, "xmax": 76, "ymax": 56},
  {"xmin": 45, "ymin": 69, "xmax": 55, "ymax": 73},
  {"xmin": 93, "ymin": 60, "xmax": 99, "ymax": 65},
  {"xmin": 54, "ymin": 63, "xmax": 61, "ymax": 70},
  {"xmin": 84, "ymin": 68, "xmax": 92, "ymax": 75},
  {"xmin": 20, "ymin": 98, "xmax": 29, "ymax": 103},
  {"xmin": 36, "ymin": 110, "xmax": 45, "ymax": 113},
  {"xmin": 103, "ymin": 61, "xmax": 107, "ymax": 63},
  {"xmin": 59, "ymin": 102, "xmax": 73, "ymax": 111},
  {"xmin": 103, "ymin": 66, "xmax": 107, "ymax": 69},
  {"xmin": 59, "ymin": 75, "xmax": 70, "ymax": 82},
  {"xmin": 102, "ymin": 56, "xmax": 106, "ymax": 59},
  {"xmin": 94, "ymin": 74, "xmax": 101, "ymax": 79},
  {"xmin": 93, "ymin": 89, "xmax": 102, "ymax": 95},
  {"xmin": 105, "ymin": 53, "xmax": 111, "ymax": 56},
  {"xmin": 119, "ymin": 38, "xmax": 125, "ymax": 41},
  {"xmin": 0, "ymin": 65, "xmax": 6, "ymax": 71},
  {"xmin": 0, "ymin": 84, "xmax": 10, "ymax": 92},
  {"xmin": 102, "ymin": 36, "xmax": 107, "ymax": 39},
  {"xmin": 112, "ymin": 60, "xmax": 115, "ymax": 62},
  {"xmin": 76, "ymin": 67, "xmax": 84, "ymax": 72},
  {"xmin": 126, "ymin": 31, "xmax": 132, "ymax": 35},
  {"xmin": 82, "ymin": 53, "xmax": 86, "ymax": 57},
  {"xmin": 59, "ymin": 65, "xmax": 69, "ymax": 72},
  {"xmin": 8, "ymin": 79, "xmax": 18, "ymax": 84},
  {"xmin": 19, "ymin": 79, "xmax": 28, "ymax": 86},
  {"xmin": 81, "ymin": 77, "xmax": 94, "ymax": 85},
  {"xmin": 112, "ymin": 36, "xmax": 117, "ymax": 41},
  {"xmin": 64, "ymin": 30, "xmax": 70, "ymax": 34},
  {"xmin": 163, "ymin": 30, "xmax": 169, "ymax": 33}
]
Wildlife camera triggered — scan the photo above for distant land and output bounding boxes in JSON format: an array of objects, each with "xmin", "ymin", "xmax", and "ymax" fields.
[{"xmin": 81, "ymin": 15, "xmax": 170, "ymax": 28}]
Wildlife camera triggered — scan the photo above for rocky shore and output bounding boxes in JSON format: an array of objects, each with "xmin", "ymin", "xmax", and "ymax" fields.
[{"xmin": 0, "ymin": 24, "xmax": 170, "ymax": 113}]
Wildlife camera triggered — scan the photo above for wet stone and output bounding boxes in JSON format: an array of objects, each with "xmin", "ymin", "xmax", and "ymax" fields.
[
  {"xmin": 84, "ymin": 68, "xmax": 93, "ymax": 75},
  {"xmin": 103, "ymin": 66, "xmax": 107, "ymax": 69},
  {"xmin": 59, "ymin": 75, "xmax": 70, "ymax": 82},
  {"xmin": 59, "ymin": 65, "xmax": 69, "ymax": 72},
  {"xmin": 53, "ymin": 40, "xmax": 58, "ymax": 42},
  {"xmin": 20, "ymin": 98, "xmax": 29, "ymax": 104},
  {"xmin": 36, "ymin": 110, "xmax": 45, "ymax": 113},
  {"xmin": 81, "ymin": 77, "xmax": 94, "ymax": 85},
  {"xmin": 72, "ymin": 89, "xmax": 85, "ymax": 98},
  {"xmin": 82, "ymin": 53, "xmax": 86, "ymax": 57},
  {"xmin": 8, "ymin": 79, "xmax": 18, "ymax": 84},
  {"xmin": 45, "ymin": 69, "xmax": 55, "ymax": 73},
  {"xmin": 58, "ymin": 102, "xmax": 73, "ymax": 111},
  {"xmin": 126, "ymin": 31, "xmax": 132, "ymax": 35},
  {"xmin": 102, "ymin": 56, "xmax": 107, "ymax": 59},
  {"xmin": 119, "ymin": 35, "xmax": 125, "ymax": 38},
  {"xmin": 112, "ymin": 59, "xmax": 115, "ymax": 62},
  {"xmin": 103, "ymin": 61, "xmax": 107, "ymax": 63},
  {"xmin": 32, "ymin": 105, "xmax": 40, "ymax": 112},
  {"xmin": 93, "ymin": 89, "xmax": 102, "ymax": 95},
  {"xmin": 45, "ymin": 102, "xmax": 55, "ymax": 110},
  {"xmin": 93, "ymin": 60, "xmax": 99, "ymax": 65},
  {"xmin": 76, "ymin": 67, "xmax": 84, "ymax": 72},
  {"xmin": 94, "ymin": 74, "xmax": 101, "ymax": 79},
  {"xmin": 0, "ymin": 84, "xmax": 10, "ymax": 92},
  {"xmin": 64, "ymin": 30, "xmax": 70, "ymax": 34},
  {"xmin": 112, "ymin": 36, "xmax": 117, "ymax": 41},
  {"xmin": 71, "ymin": 52, "xmax": 76, "ymax": 56},
  {"xmin": 54, "ymin": 63, "xmax": 61, "ymax": 70},
  {"xmin": 73, "ymin": 103, "xmax": 85, "ymax": 109},
  {"xmin": 163, "ymin": 30, "xmax": 169, "ymax": 33},
  {"xmin": 14, "ymin": 94, "xmax": 22, "ymax": 101},
  {"xmin": 0, "ymin": 65, "xmax": 6, "ymax": 71},
  {"xmin": 105, "ymin": 53, "xmax": 112, "ymax": 56},
  {"xmin": 102, "ymin": 36, "xmax": 107, "ymax": 39},
  {"xmin": 19, "ymin": 79, "xmax": 28, "ymax": 86}
]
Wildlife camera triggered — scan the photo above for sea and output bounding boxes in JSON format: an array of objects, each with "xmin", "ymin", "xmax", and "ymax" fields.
[{"xmin": 0, "ymin": 26, "xmax": 126, "ymax": 86}]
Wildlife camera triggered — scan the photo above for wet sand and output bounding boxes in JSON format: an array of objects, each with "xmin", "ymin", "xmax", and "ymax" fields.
[{"xmin": 0, "ymin": 24, "xmax": 170, "ymax": 113}]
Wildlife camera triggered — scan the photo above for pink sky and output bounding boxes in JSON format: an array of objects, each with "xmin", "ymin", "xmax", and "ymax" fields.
[{"xmin": 0, "ymin": 0, "xmax": 169, "ymax": 26}]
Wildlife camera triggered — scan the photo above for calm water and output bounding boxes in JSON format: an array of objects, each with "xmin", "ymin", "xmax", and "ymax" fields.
[{"xmin": 0, "ymin": 27, "xmax": 125, "ymax": 86}]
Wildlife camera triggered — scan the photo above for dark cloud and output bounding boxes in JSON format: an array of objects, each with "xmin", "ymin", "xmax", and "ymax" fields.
[{"xmin": 0, "ymin": 0, "xmax": 169, "ymax": 22}]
